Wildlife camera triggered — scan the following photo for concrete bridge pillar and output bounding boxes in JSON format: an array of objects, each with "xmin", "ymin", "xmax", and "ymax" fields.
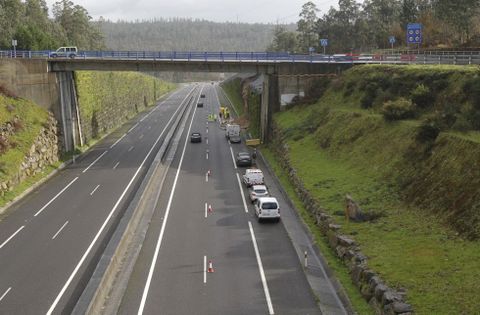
[
  {"xmin": 57, "ymin": 71, "xmax": 82, "ymax": 152},
  {"xmin": 260, "ymin": 74, "xmax": 279, "ymax": 143}
]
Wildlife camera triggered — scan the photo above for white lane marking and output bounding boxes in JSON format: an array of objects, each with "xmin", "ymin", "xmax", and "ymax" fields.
[
  {"xmin": 203, "ymin": 256, "xmax": 207, "ymax": 284},
  {"xmin": 236, "ymin": 173, "xmax": 249, "ymax": 213},
  {"xmin": 110, "ymin": 133, "xmax": 127, "ymax": 149},
  {"xmin": 113, "ymin": 162, "xmax": 120, "ymax": 169},
  {"xmin": 128, "ymin": 122, "xmax": 139, "ymax": 133},
  {"xmin": 52, "ymin": 221, "xmax": 69, "ymax": 240},
  {"xmin": 248, "ymin": 221, "xmax": 275, "ymax": 315},
  {"xmin": 230, "ymin": 146, "xmax": 237, "ymax": 169},
  {"xmin": 0, "ymin": 226, "xmax": 25, "ymax": 249},
  {"xmin": 205, "ymin": 202, "xmax": 208, "ymax": 218},
  {"xmin": 205, "ymin": 172, "xmax": 209, "ymax": 183},
  {"xmin": 206, "ymin": 152, "xmax": 209, "ymax": 160},
  {"xmin": 128, "ymin": 146, "xmax": 134, "ymax": 152},
  {"xmin": 0, "ymin": 287, "xmax": 11, "ymax": 302},
  {"xmin": 90, "ymin": 184, "xmax": 100, "ymax": 196},
  {"xmin": 140, "ymin": 113, "xmax": 150, "ymax": 122},
  {"xmin": 82, "ymin": 151, "xmax": 108, "ymax": 173},
  {"xmin": 34, "ymin": 177, "xmax": 79, "ymax": 217},
  {"xmin": 139, "ymin": 134, "xmax": 144, "ymax": 140},
  {"xmin": 138, "ymin": 85, "xmax": 204, "ymax": 315},
  {"xmin": 206, "ymin": 128, "xmax": 208, "ymax": 134},
  {"xmin": 46, "ymin": 87, "xmax": 197, "ymax": 315}
]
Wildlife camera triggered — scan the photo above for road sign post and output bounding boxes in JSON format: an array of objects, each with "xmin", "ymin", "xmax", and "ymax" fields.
[
  {"xmin": 12, "ymin": 39, "xmax": 17, "ymax": 58},
  {"xmin": 406, "ymin": 23, "xmax": 422, "ymax": 51},
  {"xmin": 388, "ymin": 36, "xmax": 396, "ymax": 54},
  {"xmin": 320, "ymin": 39, "xmax": 328, "ymax": 55}
]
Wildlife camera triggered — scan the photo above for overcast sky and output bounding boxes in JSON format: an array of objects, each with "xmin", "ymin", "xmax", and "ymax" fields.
[{"xmin": 45, "ymin": 0, "xmax": 340, "ymax": 24}]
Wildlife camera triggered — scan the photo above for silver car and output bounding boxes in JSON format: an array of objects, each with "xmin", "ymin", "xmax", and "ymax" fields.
[{"xmin": 249, "ymin": 185, "xmax": 269, "ymax": 203}]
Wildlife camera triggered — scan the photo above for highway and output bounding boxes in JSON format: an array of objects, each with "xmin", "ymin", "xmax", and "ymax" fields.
[
  {"xmin": 117, "ymin": 84, "xmax": 323, "ymax": 315},
  {"xmin": 0, "ymin": 86, "xmax": 196, "ymax": 314}
]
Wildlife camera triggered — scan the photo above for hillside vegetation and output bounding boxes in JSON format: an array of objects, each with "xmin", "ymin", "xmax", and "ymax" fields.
[
  {"xmin": 75, "ymin": 71, "xmax": 175, "ymax": 143},
  {"xmin": 267, "ymin": 65, "xmax": 480, "ymax": 313}
]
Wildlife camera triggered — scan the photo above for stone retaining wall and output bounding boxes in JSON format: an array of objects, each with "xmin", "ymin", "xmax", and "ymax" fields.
[
  {"xmin": 270, "ymin": 123, "xmax": 414, "ymax": 315},
  {"xmin": 0, "ymin": 113, "xmax": 59, "ymax": 196}
]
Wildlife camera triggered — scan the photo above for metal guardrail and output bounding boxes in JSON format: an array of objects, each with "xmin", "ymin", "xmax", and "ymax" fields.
[{"xmin": 1, "ymin": 50, "xmax": 480, "ymax": 65}]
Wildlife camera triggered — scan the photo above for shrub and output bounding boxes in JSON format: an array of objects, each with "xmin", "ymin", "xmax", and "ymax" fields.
[
  {"xmin": 411, "ymin": 84, "xmax": 433, "ymax": 108},
  {"xmin": 452, "ymin": 114, "xmax": 472, "ymax": 132},
  {"xmin": 464, "ymin": 77, "xmax": 480, "ymax": 109},
  {"xmin": 416, "ymin": 113, "xmax": 447, "ymax": 142},
  {"xmin": 360, "ymin": 82, "xmax": 379, "ymax": 109},
  {"xmin": 382, "ymin": 98, "xmax": 416, "ymax": 121}
]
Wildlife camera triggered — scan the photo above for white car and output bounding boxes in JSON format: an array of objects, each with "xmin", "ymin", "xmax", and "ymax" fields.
[
  {"xmin": 254, "ymin": 197, "xmax": 280, "ymax": 222},
  {"xmin": 242, "ymin": 168, "xmax": 264, "ymax": 187},
  {"xmin": 249, "ymin": 185, "xmax": 269, "ymax": 203},
  {"xmin": 50, "ymin": 46, "xmax": 78, "ymax": 58}
]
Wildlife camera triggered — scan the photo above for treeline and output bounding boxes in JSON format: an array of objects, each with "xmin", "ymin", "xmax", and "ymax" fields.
[
  {"xmin": 0, "ymin": 0, "xmax": 104, "ymax": 50},
  {"xmin": 99, "ymin": 18, "xmax": 293, "ymax": 51},
  {"xmin": 269, "ymin": 0, "xmax": 480, "ymax": 53}
]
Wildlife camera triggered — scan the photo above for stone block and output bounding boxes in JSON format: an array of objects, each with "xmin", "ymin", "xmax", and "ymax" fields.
[
  {"xmin": 382, "ymin": 290, "xmax": 402, "ymax": 306},
  {"xmin": 327, "ymin": 230, "xmax": 338, "ymax": 248},
  {"xmin": 374, "ymin": 284, "xmax": 388, "ymax": 302},
  {"xmin": 337, "ymin": 235, "xmax": 355, "ymax": 247}
]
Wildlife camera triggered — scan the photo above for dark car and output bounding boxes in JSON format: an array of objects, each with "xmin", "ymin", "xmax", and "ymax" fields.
[
  {"xmin": 230, "ymin": 135, "xmax": 241, "ymax": 143},
  {"xmin": 197, "ymin": 102, "xmax": 204, "ymax": 108},
  {"xmin": 190, "ymin": 132, "xmax": 202, "ymax": 143},
  {"xmin": 200, "ymin": 94, "xmax": 206, "ymax": 98},
  {"xmin": 235, "ymin": 152, "xmax": 252, "ymax": 167}
]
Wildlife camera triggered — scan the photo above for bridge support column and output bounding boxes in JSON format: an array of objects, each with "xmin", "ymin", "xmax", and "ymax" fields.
[
  {"xmin": 57, "ymin": 71, "xmax": 82, "ymax": 153},
  {"xmin": 260, "ymin": 74, "xmax": 279, "ymax": 143}
]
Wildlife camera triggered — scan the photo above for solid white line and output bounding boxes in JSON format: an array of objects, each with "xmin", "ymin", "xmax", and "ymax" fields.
[
  {"xmin": 34, "ymin": 177, "xmax": 79, "ymax": 217},
  {"xmin": 113, "ymin": 162, "xmax": 120, "ymax": 169},
  {"xmin": 138, "ymin": 85, "xmax": 203, "ymax": 315},
  {"xmin": 0, "ymin": 226, "xmax": 25, "ymax": 249},
  {"xmin": 203, "ymin": 256, "xmax": 207, "ymax": 284},
  {"xmin": 128, "ymin": 122, "xmax": 139, "ymax": 133},
  {"xmin": 140, "ymin": 113, "xmax": 150, "ymax": 122},
  {"xmin": 0, "ymin": 287, "xmax": 11, "ymax": 302},
  {"xmin": 46, "ymin": 87, "xmax": 197, "ymax": 315},
  {"xmin": 230, "ymin": 146, "xmax": 237, "ymax": 169},
  {"xmin": 128, "ymin": 146, "xmax": 134, "ymax": 152},
  {"xmin": 205, "ymin": 202, "xmax": 207, "ymax": 218},
  {"xmin": 236, "ymin": 173, "xmax": 249, "ymax": 213},
  {"xmin": 52, "ymin": 221, "xmax": 69, "ymax": 240},
  {"xmin": 248, "ymin": 221, "xmax": 275, "ymax": 315},
  {"xmin": 110, "ymin": 133, "xmax": 127, "ymax": 149},
  {"xmin": 139, "ymin": 134, "xmax": 144, "ymax": 140},
  {"xmin": 82, "ymin": 151, "xmax": 108, "ymax": 173},
  {"xmin": 90, "ymin": 184, "xmax": 100, "ymax": 196}
]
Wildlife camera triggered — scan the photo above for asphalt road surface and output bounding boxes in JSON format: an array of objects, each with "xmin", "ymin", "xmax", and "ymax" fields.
[
  {"xmin": 118, "ymin": 84, "xmax": 322, "ymax": 315},
  {"xmin": 0, "ymin": 85, "xmax": 196, "ymax": 314}
]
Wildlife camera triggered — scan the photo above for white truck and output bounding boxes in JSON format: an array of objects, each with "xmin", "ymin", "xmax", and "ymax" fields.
[
  {"xmin": 225, "ymin": 124, "xmax": 240, "ymax": 140},
  {"xmin": 242, "ymin": 168, "xmax": 264, "ymax": 187}
]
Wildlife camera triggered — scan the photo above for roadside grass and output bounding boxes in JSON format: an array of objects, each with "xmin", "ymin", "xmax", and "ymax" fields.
[
  {"xmin": 272, "ymin": 107, "xmax": 480, "ymax": 314},
  {"xmin": 220, "ymin": 78, "xmax": 244, "ymax": 116},
  {"xmin": 262, "ymin": 148, "xmax": 372, "ymax": 315}
]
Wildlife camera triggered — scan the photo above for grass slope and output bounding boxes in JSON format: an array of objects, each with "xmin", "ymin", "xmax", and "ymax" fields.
[{"xmin": 271, "ymin": 65, "xmax": 480, "ymax": 314}]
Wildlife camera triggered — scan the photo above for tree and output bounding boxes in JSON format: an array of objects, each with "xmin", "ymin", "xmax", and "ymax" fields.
[
  {"xmin": 267, "ymin": 25, "xmax": 298, "ymax": 52},
  {"xmin": 297, "ymin": 1, "xmax": 319, "ymax": 52}
]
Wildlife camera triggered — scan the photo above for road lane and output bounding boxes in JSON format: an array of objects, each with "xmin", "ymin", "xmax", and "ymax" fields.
[
  {"xmin": 0, "ymin": 86, "xmax": 197, "ymax": 314},
  {"xmin": 118, "ymin": 84, "xmax": 321, "ymax": 314}
]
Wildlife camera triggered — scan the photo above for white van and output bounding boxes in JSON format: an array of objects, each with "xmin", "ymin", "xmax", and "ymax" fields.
[
  {"xmin": 226, "ymin": 124, "xmax": 240, "ymax": 140},
  {"xmin": 254, "ymin": 197, "xmax": 280, "ymax": 222},
  {"xmin": 50, "ymin": 46, "xmax": 78, "ymax": 58},
  {"xmin": 242, "ymin": 168, "xmax": 264, "ymax": 187}
]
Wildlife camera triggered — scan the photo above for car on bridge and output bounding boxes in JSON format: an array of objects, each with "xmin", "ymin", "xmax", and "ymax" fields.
[{"xmin": 50, "ymin": 46, "xmax": 78, "ymax": 58}]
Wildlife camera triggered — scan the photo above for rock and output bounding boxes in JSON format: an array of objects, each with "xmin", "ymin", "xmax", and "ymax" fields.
[
  {"xmin": 345, "ymin": 194, "xmax": 365, "ymax": 221},
  {"xmin": 374, "ymin": 284, "xmax": 388, "ymax": 302},
  {"xmin": 327, "ymin": 230, "xmax": 338, "ymax": 248},
  {"xmin": 382, "ymin": 290, "xmax": 402, "ymax": 306},
  {"xmin": 384, "ymin": 301, "xmax": 414, "ymax": 315},
  {"xmin": 337, "ymin": 235, "xmax": 355, "ymax": 247},
  {"xmin": 329, "ymin": 223, "xmax": 342, "ymax": 231}
]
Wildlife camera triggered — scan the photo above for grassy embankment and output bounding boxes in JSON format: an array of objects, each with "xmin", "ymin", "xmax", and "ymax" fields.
[
  {"xmin": 220, "ymin": 76, "xmax": 261, "ymax": 138},
  {"xmin": 0, "ymin": 72, "xmax": 175, "ymax": 208},
  {"xmin": 224, "ymin": 65, "xmax": 480, "ymax": 314}
]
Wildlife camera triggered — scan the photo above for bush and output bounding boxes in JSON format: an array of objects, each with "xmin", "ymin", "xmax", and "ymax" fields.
[
  {"xmin": 411, "ymin": 84, "xmax": 433, "ymax": 108},
  {"xmin": 360, "ymin": 82, "xmax": 379, "ymax": 109},
  {"xmin": 381, "ymin": 98, "xmax": 415, "ymax": 121},
  {"xmin": 416, "ymin": 113, "xmax": 447, "ymax": 142},
  {"xmin": 464, "ymin": 77, "xmax": 480, "ymax": 109},
  {"xmin": 451, "ymin": 114, "xmax": 472, "ymax": 132}
]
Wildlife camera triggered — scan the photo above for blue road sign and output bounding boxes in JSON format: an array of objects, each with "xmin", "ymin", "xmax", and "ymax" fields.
[
  {"xmin": 320, "ymin": 39, "xmax": 328, "ymax": 47},
  {"xmin": 407, "ymin": 23, "xmax": 422, "ymax": 44},
  {"xmin": 388, "ymin": 36, "xmax": 396, "ymax": 44}
]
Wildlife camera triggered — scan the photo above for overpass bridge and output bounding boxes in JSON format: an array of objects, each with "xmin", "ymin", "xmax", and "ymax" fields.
[{"xmin": 2, "ymin": 50, "xmax": 480, "ymax": 150}]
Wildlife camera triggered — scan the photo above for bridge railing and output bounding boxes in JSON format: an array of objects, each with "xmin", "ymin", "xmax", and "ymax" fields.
[{"xmin": 1, "ymin": 50, "xmax": 480, "ymax": 65}]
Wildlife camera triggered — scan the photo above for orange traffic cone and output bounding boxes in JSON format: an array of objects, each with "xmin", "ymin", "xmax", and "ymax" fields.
[
  {"xmin": 208, "ymin": 260, "xmax": 214, "ymax": 273},
  {"xmin": 208, "ymin": 205, "xmax": 213, "ymax": 213}
]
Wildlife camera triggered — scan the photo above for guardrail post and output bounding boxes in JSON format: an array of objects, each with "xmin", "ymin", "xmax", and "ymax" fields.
[
  {"xmin": 469, "ymin": 55, "xmax": 472, "ymax": 65},
  {"xmin": 454, "ymin": 55, "xmax": 457, "ymax": 65}
]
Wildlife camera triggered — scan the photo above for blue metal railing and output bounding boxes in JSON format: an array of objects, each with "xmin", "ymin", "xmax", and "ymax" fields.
[{"xmin": 1, "ymin": 49, "xmax": 480, "ymax": 65}]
